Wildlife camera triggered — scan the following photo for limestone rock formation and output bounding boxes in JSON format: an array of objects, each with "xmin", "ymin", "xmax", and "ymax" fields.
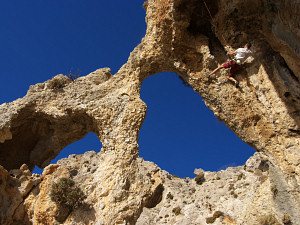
[{"xmin": 0, "ymin": 0, "xmax": 300, "ymax": 224}]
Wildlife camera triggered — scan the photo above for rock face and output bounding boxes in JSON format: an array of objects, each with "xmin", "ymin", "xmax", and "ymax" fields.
[{"xmin": 0, "ymin": 0, "xmax": 299, "ymax": 224}]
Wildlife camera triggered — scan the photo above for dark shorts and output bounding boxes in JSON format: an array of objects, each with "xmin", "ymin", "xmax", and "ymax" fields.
[{"xmin": 223, "ymin": 60, "xmax": 240, "ymax": 76}]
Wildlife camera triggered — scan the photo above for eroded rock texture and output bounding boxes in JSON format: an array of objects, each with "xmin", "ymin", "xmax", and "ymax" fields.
[{"xmin": 0, "ymin": 0, "xmax": 299, "ymax": 224}]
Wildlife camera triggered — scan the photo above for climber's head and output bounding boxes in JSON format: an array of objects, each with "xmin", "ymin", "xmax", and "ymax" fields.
[{"xmin": 245, "ymin": 42, "xmax": 252, "ymax": 49}]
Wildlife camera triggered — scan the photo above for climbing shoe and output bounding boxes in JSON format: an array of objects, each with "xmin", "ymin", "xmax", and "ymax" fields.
[{"xmin": 235, "ymin": 81, "xmax": 239, "ymax": 88}]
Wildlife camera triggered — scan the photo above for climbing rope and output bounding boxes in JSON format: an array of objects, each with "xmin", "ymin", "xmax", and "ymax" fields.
[
  {"xmin": 202, "ymin": 0, "xmax": 213, "ymax": 19},
  {"xmin": 202, "ymin": 0, "xmax": 233, "ymax": 52}
]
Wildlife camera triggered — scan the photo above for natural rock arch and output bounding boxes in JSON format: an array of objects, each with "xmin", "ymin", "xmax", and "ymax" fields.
[
  {"xmin": 0, "ymin": 0, "xmax": 299, "ymax": 224},
  {"xmin": 1, "ymin": 0, "xmax": 298, "ymax": 177},
  {"xmin": 0, "ymin": 107, "xmax": 95, "ymax": 171},
  {"xmin": 139, "ymin": 71, "xmax": 255, "ymax": 175}
]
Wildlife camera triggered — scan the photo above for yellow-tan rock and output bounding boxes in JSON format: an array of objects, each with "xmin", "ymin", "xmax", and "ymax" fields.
[{"xmin": 0, "ymin": 0, "xmax": 299, "ymax": 224}]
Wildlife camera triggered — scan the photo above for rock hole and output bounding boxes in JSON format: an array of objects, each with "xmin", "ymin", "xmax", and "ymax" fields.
[
  {"xmin": 180, "ymin": 0, "xmax": 226, "ymax": 59},
  {"xmin": 284, "ymin": 92, "xmax": 291, "ymax": 98},
  {"xmin": 33, "ymin": 132, "xmax": 102, "ymax": 174},
  {"xmin": 139, "ymin": 72, "xmax": 255, "ymax": 178},
  {"xmin": 145, "ymin": 184, "xmax": 164, "ymax": 208},
  {"xmin": 0, "ymin": 108, "xmax": 53, "ymax": 171},
  {"xmin": 185, "ymin": 0, "xmax": 218, "ymax": 36}
]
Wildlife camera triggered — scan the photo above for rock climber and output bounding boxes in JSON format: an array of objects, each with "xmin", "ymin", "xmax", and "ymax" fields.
[{"xmin": 208, "ymin": 42, "xmax": 253, "ymax": 88}]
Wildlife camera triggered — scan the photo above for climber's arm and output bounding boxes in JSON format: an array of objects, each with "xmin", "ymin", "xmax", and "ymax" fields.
[{"xmin": 226, "ymin": 51, "xmax": 236, "ymax": 56}]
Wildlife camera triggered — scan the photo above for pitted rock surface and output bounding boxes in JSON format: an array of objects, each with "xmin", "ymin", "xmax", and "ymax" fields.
[{"xmin": 0, "ymin": 0, "xmax": 299, "ymax": 224}]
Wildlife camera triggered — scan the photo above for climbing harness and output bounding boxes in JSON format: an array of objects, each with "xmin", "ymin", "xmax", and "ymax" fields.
[{"xmin": 232, "ymin": 57, "xmax": 241, "ymax": 65}]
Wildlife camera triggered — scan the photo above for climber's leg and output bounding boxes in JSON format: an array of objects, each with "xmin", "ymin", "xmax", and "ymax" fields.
[
  {"xmin": 227, "ymin": 62, "xmax": 240, "ymax": 87},
  {"xmin": 209, "ymin": 60, "xmax": 233, "ymax": 76},
  {"xmin": 209, "ymin": 65, "xmax": 225, "ymax": 76},
  {"xmin": 227, "ymin": 75, "xmax": 238, "ymax": 87}
]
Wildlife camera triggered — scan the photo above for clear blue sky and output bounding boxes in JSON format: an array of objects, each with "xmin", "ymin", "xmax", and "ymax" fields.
[{"xmin": 0, "ymin": 1, "xmax": 255, "ymax": 177}]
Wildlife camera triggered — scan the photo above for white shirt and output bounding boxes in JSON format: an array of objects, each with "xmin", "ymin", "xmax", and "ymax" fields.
[{"xmin": 235, "ymin": 48, "xmax": 252, "ymax": 62}]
